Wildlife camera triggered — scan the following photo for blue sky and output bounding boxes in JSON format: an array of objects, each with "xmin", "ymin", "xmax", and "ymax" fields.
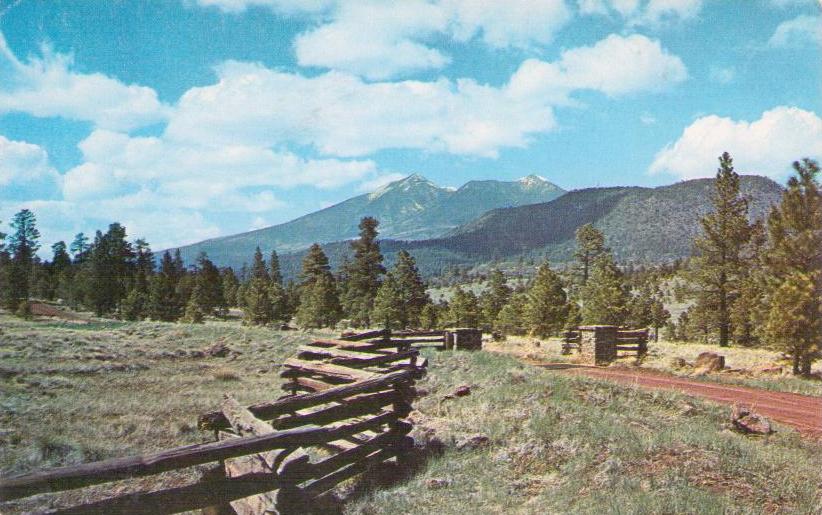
[{"xmin": 0, "ymin": 0, "xmax": 820, "ymax": 252}]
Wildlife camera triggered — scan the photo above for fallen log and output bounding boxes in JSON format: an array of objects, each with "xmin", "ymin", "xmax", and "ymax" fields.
[
  {"xmin": 0, "ymin": 411, "xmax": 401, "ymax": 501},
  {"xmin": 198, "ymin": 369, "xmax": 415, "ymax": 430}
]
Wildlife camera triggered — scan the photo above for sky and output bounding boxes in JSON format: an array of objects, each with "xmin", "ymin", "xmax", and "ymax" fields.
[{"xmin": 0, "ymin": 0, "xmax": 820, "ymax": 253}]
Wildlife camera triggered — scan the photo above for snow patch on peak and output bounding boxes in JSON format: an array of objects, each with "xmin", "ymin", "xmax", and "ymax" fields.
[
  {"xmin": 518, "ymin": 174, "xmax": 549, "ymax": 185},
  {"xmin": 368, "ymin": 173, "xmax": 439, "ymax": 200}
]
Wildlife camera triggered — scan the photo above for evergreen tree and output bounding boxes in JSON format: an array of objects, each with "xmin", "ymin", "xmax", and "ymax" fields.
[
  {"xmin": 299, "ymin": 244, "xmax": 332, "ymax": 287},
  {"xmin": 7, "ymin": 209, "xmax": 40, "ymax": 304},
  {"xmin": 270, "ymin": 250, "xmax": 283, "ymax": 285},
  {"xmin": 565, "ymin": 300, "xmax": 582, "ymax": 331},
  {"xmin": 480, "ymin": 269, "xmax": 512, "ymax": 327},
  {"xmin": 762, "ymin": 159, "xmax": 822, "ymax": 374},
  {"xmin": 283, "ymin": 279, "xmax": 300, "ymax": 323},
  {"xmin": 574, "ymin": 223, "xmax": 606, "ymax": 286},
  {"xmin": 149, "ymin": 251, "xmax": 182, "ymax": 321},
  {"xmin": 340, "ymin": 217, "xmax": 385, "ymax": 327},
  {"xmin": 182, "ymin": 284, "xmax": 207, "ymax": 324},
  {"xmin": 448, "ymin": 287, "xmax": 480, "ymax": 327},
  {"xmin": 87, "ymin": 223, "xmax": 134, "ymax": 316},
  {"xmin": 372, "ymin": 273, "xmax": 404, "ymax": 330},
  {"xmin": 524, "ymin": 262, "xmax": 568, "ymax": 337},
  {"xmin": 391, "ymin": 250, "xmax": 429, "ymax": 328},
  {"xmin": 194, "ymin": 252, "xmax": 224, "ymax": 316},
  {"xmin": 495, "ymin": 292, "xmax": 528, "ymax": 335},
  {"xmin": 687, "ymin": 152, "xmax": 753, "ymax": 347},
  {"xmin": 244, "ymin": 247, "xmax": 275, "ymax": 325},
  {"xmin": 221, "ymin": 267, "xmax": 240, "ymax": 308},
  {"xmin": 69, "ymin": 232, "xmax": 90, "ymax": 263},
  {"xmin": 419, "ymin": 303, "xmax": 439, "ymax": 330},
  {"xmin": 296, "ymin": 273, "xmax": 342, "ymax": 328},
  {"xmin": 580, "ymin": 253, "xmax": 629, "ymax": 326}
]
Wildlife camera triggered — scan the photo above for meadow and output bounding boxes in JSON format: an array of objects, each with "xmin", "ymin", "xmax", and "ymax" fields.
[{"xmin": 1, "ymin": 312, "xmax": 820, "ymax": 514}]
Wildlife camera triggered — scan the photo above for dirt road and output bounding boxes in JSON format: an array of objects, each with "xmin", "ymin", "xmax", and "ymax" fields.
[{"xmin": 529, "ymin": 362, "xmax": 822, "ymax": 438}]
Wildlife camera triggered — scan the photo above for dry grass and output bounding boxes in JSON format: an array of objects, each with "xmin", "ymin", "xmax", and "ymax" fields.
[{"xmin": 1, "ymin": 312, "xmax": 820, "ymax": 514}]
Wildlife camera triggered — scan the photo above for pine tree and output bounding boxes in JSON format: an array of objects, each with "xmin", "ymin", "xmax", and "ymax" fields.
[
  {"xmin": 7, "ymin": 209, "xmax": 40, "ymax": 304},
  {"xmin": 580, "ymin": 253, "xmax": 629, "ymax": 326},
  {"xmin": 480, "ymin": 269, "xmax": 512, "ymax": 327},
  {"xmin": 194, "ymin": 252, "xmax": 224, "ymax": 316},
  {"xmin": 419, "ymin": 303, "xmax": 439, "ymax": 330},
  {"xmin": 574, "ymin": 224, "xmax": 606, "ymax": 286},
  {"xmin": 244, "ymin": 247, "xmax": 274, "ymax": 325},
  {"xmin": 524, "ymin": 262, "xmax": 568, "ymax": 337},
  {"xmin": 296, "ymin": 273, "xmax": 342, "ymax": 328},
  {"xmin": 270, "ymin": 250, "xmax": 283, "ymax": 285},
  {"xmin": 221, "ymin": 267, "xmax": 240, "ymax": 308},
  {"xmin": 687, "ymin": 152, "xmax": 753, "ymax": 347},
  {"xmin": 495, "ymin": 292, "xmax": 528, "ymax": 335},
  {"xmin": 391, "ymin": 250, "xmax": 429, "ymax": 328},
  {"xmin": 448, "ymin": 287, "xmax": 480, "ymax": 327},
  {"xmin": 372, "ymin": 273, "xmax": 404, "ymax": 330},
  {"xmin": 340, "ymin": 217, "xmax": 385, "ymax": 327},
  {"xmin": 69, "ymin": 232, "xmax": 90, "ymax": 263},
  {"xmin": 149, "ymin": 251, "xmax": 182, "ymax": 321},
  {"xmin": 182, "ymin": 284, "xmax": 207, "ymax": 324},
  {"xmin": 762, "ymin": 159, "xmax": 822, "ymax": 374},
  {"xmin": 87, "ymin": 223, "xmax": 134, "ymax": 316},
  {"xmin": 299, "ymin": 244, "xmax": 332, "ymax": 287}
]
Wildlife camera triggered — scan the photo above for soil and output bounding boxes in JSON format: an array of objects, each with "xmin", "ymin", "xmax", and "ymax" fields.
[
  {"xmin": 525, "ymin": 361, "xmax": 822, "ymax": 438},
  {"xmin": 28, "ymin": 302, "xmax": 88, "ymax": 322}
]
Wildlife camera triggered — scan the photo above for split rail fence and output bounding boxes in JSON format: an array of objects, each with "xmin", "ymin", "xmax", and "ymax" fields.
[
  {"xmin": 0, "ymin": 337, "xmax": 428, "ymax": 514},
  {"xmin": 339, "ymin": 328, "xmax": 482, "ymax": 351},
  {"xmin": 562, "ymin": 327, "xmax": 649, "ymax": 361}
]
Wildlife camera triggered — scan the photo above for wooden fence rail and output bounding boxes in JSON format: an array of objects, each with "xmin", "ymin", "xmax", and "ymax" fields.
[{"xmin": 0, "ymin": 334, "xmax": 429, "ymax": 514}]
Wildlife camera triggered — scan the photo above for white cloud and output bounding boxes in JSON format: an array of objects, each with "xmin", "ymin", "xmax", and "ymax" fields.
[
  {"xmin": 194, "ymin": 0, "xmax": 333, "ymax": 14},
  {"xmin": 507, "ymin": 34, "xmax": 687, "ymax": 99},
  {"xmin": 168, "ymin": 34, "xmax": 685, "ymax": 158},
  {"xmin": 356, "ymin": 173, "xmax": 407, "ymax": 193},
  {"xmin": 650, "ymin": 106, "xmax": 822, "ymax": 180},
  {"xmin": 768, "ymin": 15, "xmax": 822, "ymax": 47},
  {"xmin": 0, "ymin": 33, "xmax": 168, "ymax": 131},
  {"xmin": 0, "ymin": 135, "xmax": 60, "ymax": 189},
  {"xmin": 294, "ymin": 0, "xmax": 571, "ymax": 79},
  {"xmin": 578, "ymin": 0, "xmax": 702, "ymax": 26},
  {"xmin": 640, "ymin": 113, "xmax": 657, "ymax": 125}
]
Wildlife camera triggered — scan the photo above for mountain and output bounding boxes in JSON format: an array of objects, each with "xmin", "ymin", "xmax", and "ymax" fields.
[
  {"xmin": 173, "ymin": 174, "xmax": 565, "ymax": 266},
  {"xmin": 274, "ymin": 175, "xmax": 785, "ymax": 279}
]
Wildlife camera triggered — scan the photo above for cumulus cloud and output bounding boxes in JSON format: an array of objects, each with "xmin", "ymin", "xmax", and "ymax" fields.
[
  {"xmin": 0, "ymin": 33, "xmax": 168, "ymax": 131},
  {"xmin": 650, "ymin": 106, "xmax": 822, "ymax": 180},
  {"xmin": 577, "ymin": 0, "xmax": 702, "ymax": 26},
  {"xmin": 768, "ymin": 15, "xmax": 822, "ymax": 47},
  {"xmin": 0, "ymin": 136, "xmax": 60, "ymax": 190},
  {"xmin": 194, "ymin": 0, "xmax": 334, "ymax": 14},
  {"xmin": 294, "ymin": 0, "xmax": 571, "ymax": 79},
  {"xmin": 167, "ymin": 34, "xmax": 685, "ymax": 158}
]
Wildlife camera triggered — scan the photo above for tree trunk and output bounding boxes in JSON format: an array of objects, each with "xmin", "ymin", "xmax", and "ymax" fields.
[{"xmin": 792, "ymin": 353, "xmax": 800, "ymax": 375}]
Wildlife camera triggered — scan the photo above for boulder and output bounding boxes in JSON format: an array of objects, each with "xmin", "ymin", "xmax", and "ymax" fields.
[
  {"xmin": 668, "ymin": 357, "xmax": 691, "ymax": 370},
  {"xmin": 453, "ymin": 385, "xmax": 472, "ymax": 397},
  {"xmin": 731, "ymin": 405, "xmax": 773, "ymax": 435},
  {"xmin": 455, "ymin": 433, "xmax": 490, "ymax": 451},
  {"xmin": 694, "ymin": 352, "xmax": 725, "ymax": 373}
]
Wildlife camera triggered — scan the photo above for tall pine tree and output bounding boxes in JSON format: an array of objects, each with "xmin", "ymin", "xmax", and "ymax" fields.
[
  {"xmin": 340, "ymin": 217, "xmax": 385, "ymax": 327},
  {"xmin": 580, "ymin": 253, "xmax": 629, "ymax": 326},
  {"xmin": 574, "ymin": 224, "xmax": 606, "ymax": 286},
  {"xmin": 480, "ymin": 269, "xmax": 512, "ymax": 327},
  {"xmin": 244, "ymin": 247, "xmax": 275, "ymax": 325},
  {"xmin": 7, "ymin": 209, "xmax": 40, "ymax": 304},
  {"xmin": 763, "ymin": 158, "xmax": 822, "ymax": 374},
  {"xmin": 687, "ymin": 152, "xmax": 752, "ymax": 346},
  {"xmin": 296, "ymin": 244, "xmax": 341, "ymax": 328},
  {"xmin": 524, "ymin": 262, "xmax": 568, "ymax": 337}
]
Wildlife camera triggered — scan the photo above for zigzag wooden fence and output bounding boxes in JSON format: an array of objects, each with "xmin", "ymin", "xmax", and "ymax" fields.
[
  {"xmin": 0, "ymin": 338, "xmax": 427, "ymax": 514},
  {"xmin": 339, "ymin": 328, "xmax": 482, "ymax": 351}
]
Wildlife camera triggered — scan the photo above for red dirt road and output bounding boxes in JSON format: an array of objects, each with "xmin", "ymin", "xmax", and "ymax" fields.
[{"xmin": 530, "ymin": 362, "xmax": 822, "ymax": 438}]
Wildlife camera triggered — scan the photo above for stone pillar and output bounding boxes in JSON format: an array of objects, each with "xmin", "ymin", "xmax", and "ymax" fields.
[
  {"xmin": 453, "ymin": 328, "xmax": 482, "ymax": 350},
  {"xmin": 578, "ymin": 325, "xmax": 617, "ymax": 365}
]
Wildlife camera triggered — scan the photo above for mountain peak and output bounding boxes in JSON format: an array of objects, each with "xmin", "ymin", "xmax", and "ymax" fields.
[
  {"xmin": 518, "ymin": 174, "xmax": 548, "ymax": 185},
  {"xmin": 368, "ymin": 173, "xmax": 441, "ymax": 201}
]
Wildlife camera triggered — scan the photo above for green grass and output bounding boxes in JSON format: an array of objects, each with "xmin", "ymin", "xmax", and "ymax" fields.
[{"xmin": 0, "ymin": 313, "xmax": 819, "ymax": 514}]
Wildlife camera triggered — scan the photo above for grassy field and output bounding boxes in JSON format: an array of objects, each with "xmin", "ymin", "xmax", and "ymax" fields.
[
  {"xmin": 486, "ymin": 335, "xmax": 822, "ymax": 397},
  {"xmin": 1, "ymin": 312, "xmax": 820, "ymax": 514}
]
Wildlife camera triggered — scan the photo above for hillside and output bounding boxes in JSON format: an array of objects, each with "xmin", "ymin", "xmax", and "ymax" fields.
[
  {"xmin": 173, "ymin": 174, "xmax": 564, "ymax": 266},
  {"xmin": 276, "ymin": 175, "xmax": 784, "ymax": 278}
]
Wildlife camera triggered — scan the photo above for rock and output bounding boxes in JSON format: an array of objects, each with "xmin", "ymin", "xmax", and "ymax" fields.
[
  {"xmin": 669, "ymin": 357, "xmax": 691, "ymax": 370},
  {"xmin": 204, "ymin": 342, "xmax": 238, "ymax": 358},
  {"xmin": 426, "ymin": 478, "xmax": 450, "ymax": 489},
  {"xmin": 731, "ymin": 405, "xmax": 773, "ymax": 435},
  {"xmin": 694, "ymin": 352, "xmax": 725, "ymax": 373},
  {"xmin": 456, "ymin": 433, "xmax": 490, "ymax": 451},
  {"xmin": 453, "ymin": 385, "xmax": 471, "ymax": 397},
  {"xmin": 752, "ymin": 364, "xmax": 783, "ymax": 376}
]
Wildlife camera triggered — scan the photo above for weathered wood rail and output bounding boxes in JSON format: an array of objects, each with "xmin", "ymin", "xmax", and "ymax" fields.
[
  {"xmin": 0, "ymin": 336, "xmax": 428, "ymax": 514},
  {"xmin": 340, "ymin": 328, "xmax": 482, "ymax": 351}
]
